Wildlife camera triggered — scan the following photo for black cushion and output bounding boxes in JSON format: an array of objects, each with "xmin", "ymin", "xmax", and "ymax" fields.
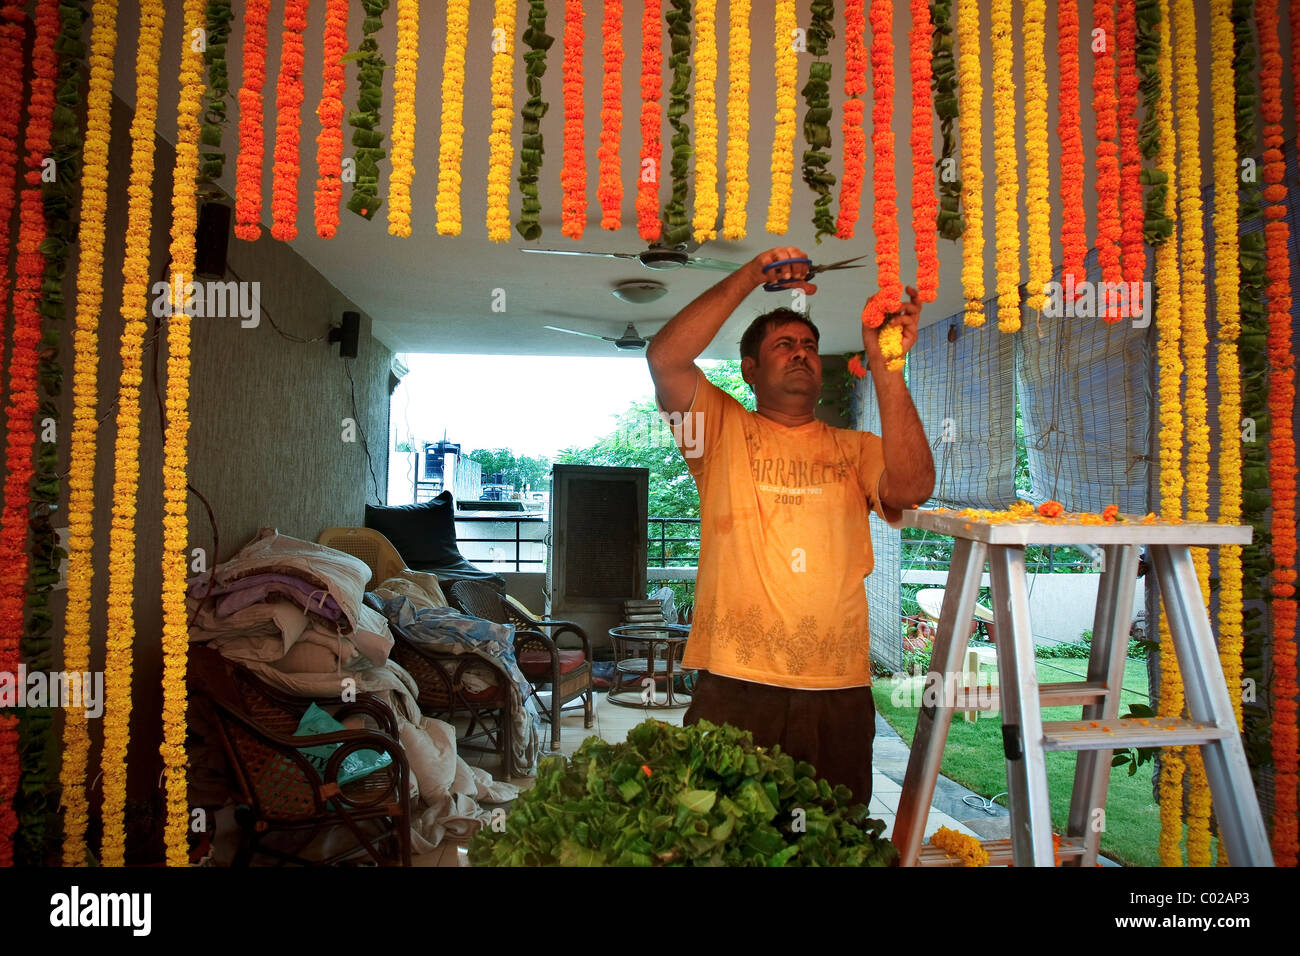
[{"xmin": 364, "ymin": 492, "xmax": 506, "ymax": 592}]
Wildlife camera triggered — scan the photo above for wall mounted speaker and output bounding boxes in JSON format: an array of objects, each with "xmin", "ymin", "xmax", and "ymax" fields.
[
  {"xmin": 195, "ymin": 202, "xmax": 231, "ymax": 278},
  {"xmin": 329, "ymin": 310, "xmax": 361, "ymax": 358}
]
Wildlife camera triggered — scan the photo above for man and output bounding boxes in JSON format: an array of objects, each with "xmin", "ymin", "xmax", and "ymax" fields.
[{"xmin": 646, "ymin": 246, "xmax": 935, "ymax": 806}]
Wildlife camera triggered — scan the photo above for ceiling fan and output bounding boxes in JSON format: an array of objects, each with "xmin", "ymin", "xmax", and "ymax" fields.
[
  {"xmin": 520, "ymin": 215, "xmax": 742, "ymax": 273},
  {"xmin": 543, "ymin": 321, "xmax": 658, "ymax": 351}
]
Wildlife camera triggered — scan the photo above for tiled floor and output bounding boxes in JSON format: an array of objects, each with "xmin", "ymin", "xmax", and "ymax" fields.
[{"xmin": 414, "ymin": 693, "xmax": 993, "ymax": 866}]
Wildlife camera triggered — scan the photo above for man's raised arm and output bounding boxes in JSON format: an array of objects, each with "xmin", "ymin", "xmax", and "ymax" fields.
[{"xmin": 646, "ymin": 247, "xmax": 817, "ymax": 415}]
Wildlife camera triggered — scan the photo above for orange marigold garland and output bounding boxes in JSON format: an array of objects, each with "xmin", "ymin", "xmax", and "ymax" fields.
[
  {"xmin": 908, "ymin": 0, "xmax": 938, "ymax": 301},
  {"xmin": 598, "ymin": 0, "xmax": 624, "ymax": 230},
  {"xmin": 1117, "ymin": 0, "xmax": 1145, "ymax": 316},
  {"xmin": 1058, "ymin": 0, "xmax": 1087, "ymax": 300},
  {"xmin": 0, "ymin": 0, "xmax": 56, "ymax": 867},
  {"xmin": 637, "ymin": 0, "xmax": 663, "ymax": 241},
  {"xmin": 835, "ymin": 0, "xmax": 866, "ymax": 239},
  {"xmin": 1259, "ymin": 0, "xmax": 1297, "ymax": 868},
  {"xmin": 270, "ymin": 0, "xmax": 307, "ymax": 241},
  {"xmin": 861, "ymin": 0, "xmax": 901, "ymax": 341},
  {"xmin": 234, "ymin": 0, "xmax": 269, "ymax": 240},
  {"xmin": 0, "ymin": 5, "xmax": 24, "ymax": 448},
  {"xmin": 1093, "ymin": 0, "xmax": 1122, "ymax": 320},
  {"xmin": 314, "ymin": 0, "xmax": 348, "ymax": 238},
  {"xmin": 561, "ymin": 0, "xmax": 586, "ymax": 240}
]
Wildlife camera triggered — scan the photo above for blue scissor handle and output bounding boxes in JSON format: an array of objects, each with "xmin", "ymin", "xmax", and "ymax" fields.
[{"xmin": 761, "ymin": 256, "xmax": 814, "ymax": 292}]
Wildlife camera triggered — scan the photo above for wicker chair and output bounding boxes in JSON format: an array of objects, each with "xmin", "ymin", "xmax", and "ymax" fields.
[
  {"xmin": 372, "ymin": 598, "xmax": 531, "ymax": 776},
  {"xmin": 188, "ymin": 646, "xmax": 412, "ymax": 866},
  {"xmin": 446, "ymin": 580, "xmax": 595, "ymax": 751},
  {"xmin": 317, "ymin": 526, "xmax": 446, "ymax": 598}
]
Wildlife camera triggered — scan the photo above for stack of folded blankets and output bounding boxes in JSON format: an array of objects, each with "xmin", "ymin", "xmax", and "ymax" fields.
[{"xmin": 187, "ymin": 527, "xmax": 519, "ymax": 853}]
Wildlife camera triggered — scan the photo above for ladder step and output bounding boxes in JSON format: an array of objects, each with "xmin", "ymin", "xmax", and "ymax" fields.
[
  {"xmin": 918, "ymin": 836, "xmax": 1087, "ymax": 867},
  {"xmin": 950, "ymin": 680, "xmax": 1107, "ymax": 711},
  {"xmin": 1041, "ymin": 717, "xmax": 1232, "ymax": 751}
]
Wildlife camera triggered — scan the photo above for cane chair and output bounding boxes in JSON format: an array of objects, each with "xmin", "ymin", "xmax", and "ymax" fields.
[
  {"xmin": 446, "ymin": 580, "xmax": 595, "ymax": 750},
  {"xmin": 188, "ymin": 646, "xmax": 412, "ymax": 866}
]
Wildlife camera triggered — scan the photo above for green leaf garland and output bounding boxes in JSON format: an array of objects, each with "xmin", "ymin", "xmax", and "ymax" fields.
[
  {"xmin": 660, "ymin": 0, "xmax": 693, "ymax": 247},
  {"xmin": 198, "ymin": 0, "xmax": 233, "ymax": 190},
  {"xmin": 346, "ymin": 0, "xmax": 390, "ymax": 219},
  {"xmin": 1136, "ymin": 0, "xmax": 1173, "ymax": 245},
  {"xmin": 930, "ymin": 0, "xmax": 963, "ymax": 240},
  {"xmin": 516, "ymin": 0, "xmax": 553, "ymax": 240},
  {"xmin": 802, "ymin": 0, "xmax": 836, "ymax": 241}
]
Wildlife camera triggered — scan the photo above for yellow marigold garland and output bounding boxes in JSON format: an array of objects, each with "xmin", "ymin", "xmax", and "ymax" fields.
[
  {"xmin": 692, "ymin": 0, "xmax": 718, "ymax": 242},
  {"xmin": 1152, "ymin": 0, "xmax": 1186, "ymax": 868},
  {"xmin": 990, "ymin": 0, "xmax": 1019, "ymax": 333},
  {"xmin": 61, "ymin": 0, "xmax": 119, "ymax": 868},
  {"xmin": 387, "ymin": 0, "xmax": 419, "ymax": 237},
  {"xmin": 931, "ymin": 826, "xmax": 989, "ymax": 866},
  {"xmin": 101, "ymin": 0, "xmax": 166, "ymax": 868},
  {"xmin": 722, "ymin": 0, "xmax": 750, "ymax": 239},
  {"xmin": 486, "ymin": 0, "xmax": 517, "ymax": 241},
  {"xmin": 1022, "ymin": 0, "xmax": 1050, "ymax": 312},
  {"xmin": 766, "ymin": 0, "xmax": 798, "ymax": 234},
  {"xmin": 161, "ymin": 0, "xmax": 206, "ymax": 867},
  {"xmin": 435, "ymin": 0, "xmax": 469, "ymax": 235},
  {"xmin": 956, "ymin": 0, "xmax": 984, "ymax": 325},
  {"xmin": 1172, "ymin": 0, "xmax": 1213, "ymax": 867},
  {"xmin": 1210, "ymin": 0, "xmax": 1243, "ymax": 742}
]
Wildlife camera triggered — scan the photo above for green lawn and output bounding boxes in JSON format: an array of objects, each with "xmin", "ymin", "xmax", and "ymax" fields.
[{"xmin": 873, "ymin": 655, "xmax": 1210, "ymax": 867}]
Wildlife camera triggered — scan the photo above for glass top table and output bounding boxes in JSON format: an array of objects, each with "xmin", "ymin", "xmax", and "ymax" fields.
[{"xmin": 606, "ymin": 624, "xmax": 695, "ymax": 709}]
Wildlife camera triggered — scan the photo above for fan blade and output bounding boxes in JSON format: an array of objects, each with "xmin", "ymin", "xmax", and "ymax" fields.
[
  {"xmin": 544, "ymin": 325, "xmax": 617, "ymax": 342},
  {"xmin": 522, "ymin": 248, "xmax": 640, "ymax": 260},
  {"xmin": 683, "ymin": 256, "xmax": 744, "ymax": 272}
]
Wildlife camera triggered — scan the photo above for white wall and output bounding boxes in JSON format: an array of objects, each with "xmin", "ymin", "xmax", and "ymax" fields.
[{"xmin": 901, "ymin": 569, "xmax": 1147, "ymax": 647}]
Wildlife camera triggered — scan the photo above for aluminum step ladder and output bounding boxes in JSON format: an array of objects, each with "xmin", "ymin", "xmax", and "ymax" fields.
[{"xmin": 892, "ymin": 509, "xmax": 1273, "ymax": 867}]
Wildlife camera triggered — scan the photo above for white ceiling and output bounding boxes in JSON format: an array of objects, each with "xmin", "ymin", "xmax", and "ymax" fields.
[{"xmin": 117, "ymin": 0, "xmax": 1265, "ymax": 359}]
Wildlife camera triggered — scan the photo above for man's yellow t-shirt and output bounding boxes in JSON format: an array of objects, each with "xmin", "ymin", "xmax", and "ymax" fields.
[{"xmin": 665, "ymin": 368, "xmax": 896, "ymax": 690}]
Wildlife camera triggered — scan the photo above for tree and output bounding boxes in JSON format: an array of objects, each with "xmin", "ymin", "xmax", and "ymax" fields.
[
  {"xmin": 555, "ymin": 361, "xmax": 753, "ymax": 520},
  {"xmin": 466, "ymin": 448, "xmax": 551, "ymax": 490}
]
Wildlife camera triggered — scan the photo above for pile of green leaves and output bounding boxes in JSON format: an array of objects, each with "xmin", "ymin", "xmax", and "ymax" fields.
[
  {"xmin": 801, "ymin": 0, "xmax": 836, "ymax": 242},
  {"xmin": 930, "ymin": 0, "xmax": 963, "ymax": 240},
  {"xmin": 660, "ymin": 0, "xmax": 693, "ymax": 247},
  {"xmin": 469, "ymin": 719, "xmax": 898, "ymax": 867},
  {"xmin": 345, "ymin": 0, "xmax": 389, "ymax": 219},
  {"xmin": 516, "ymin": 0, "xmax": 553, "ymax": 240}
]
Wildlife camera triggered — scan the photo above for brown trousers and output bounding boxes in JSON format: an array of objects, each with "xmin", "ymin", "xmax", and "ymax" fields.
[{"xmin": 683, "ymin": 671, "xmax": 875, "ymax": 807}]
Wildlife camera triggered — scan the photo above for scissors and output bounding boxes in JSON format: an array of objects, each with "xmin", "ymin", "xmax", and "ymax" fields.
[{"xmin": 761, "ymin": 255, "xmax": 867, "ymax": 291}]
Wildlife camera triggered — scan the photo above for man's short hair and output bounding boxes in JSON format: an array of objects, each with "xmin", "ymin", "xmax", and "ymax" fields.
[{"xmin": 739, "ymin": 308, "xmax": 821, "ymax": 363}]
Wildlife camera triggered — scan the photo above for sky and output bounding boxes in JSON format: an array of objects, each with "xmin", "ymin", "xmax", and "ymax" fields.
[{"xmin": 389, "ymin": 352, "xmax": 662, "ymax": 459}]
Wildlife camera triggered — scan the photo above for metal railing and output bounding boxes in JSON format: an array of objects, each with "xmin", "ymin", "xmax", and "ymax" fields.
[{"xmin": 452, "ymin": 515, "xmax": 1100, "ymax": 575}]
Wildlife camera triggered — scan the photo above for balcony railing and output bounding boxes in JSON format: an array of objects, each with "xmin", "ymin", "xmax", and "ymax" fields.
[{"xmin": 454, "ymin": 515, "xmax": 1099, "ymax": 575}]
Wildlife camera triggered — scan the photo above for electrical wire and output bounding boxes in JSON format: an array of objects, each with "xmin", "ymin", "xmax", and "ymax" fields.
[{"xmin": 345, "ymin": 356, "xmax": 383, "ymax": 505}]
